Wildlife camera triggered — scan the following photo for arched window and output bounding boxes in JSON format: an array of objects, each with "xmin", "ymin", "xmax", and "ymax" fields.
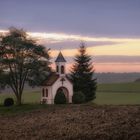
[
  {"xmin": 42, "ymin": 88, "xmax": 45, "ymax": 97},
  {"xmin": 46, "ymin": 88, "xmax": 48, "ymax": 97},
  {"xmin": 61, "ymin": 65, "xmax": 64, "ymax": 74},
  {"xmin": 56, "ymin": 65, "xmax": 59, "ymax": 72}
]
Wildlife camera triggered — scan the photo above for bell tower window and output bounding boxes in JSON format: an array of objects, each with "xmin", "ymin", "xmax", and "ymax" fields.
[
  {"xmin": 56, "ymin": 65, "xmax": 59, "ymax": 72},
  {"xmin": 61, "ymin": 65, "xmax": 64, "ymax": 74}
]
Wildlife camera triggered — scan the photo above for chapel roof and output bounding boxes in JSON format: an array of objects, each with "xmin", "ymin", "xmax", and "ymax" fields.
[
  {"xmin": 42, "ymin": 73, "xmax": 72, "ymax": 86},
  {"xmin": 42, "ymin": 72, "xmax": 59, "ymax": 86},
  {"xmin": 55, "ymin": 51, "xmax": 66, "ymax": 62}
]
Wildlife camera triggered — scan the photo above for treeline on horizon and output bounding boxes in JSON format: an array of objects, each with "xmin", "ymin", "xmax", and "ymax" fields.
[
  {"xmin": 95, "ymin": 73, "xmax": 140, "ymax": 83},
  {"xmin": 1, "ymin": 72, "xmax": 140, "ymax": 93}
]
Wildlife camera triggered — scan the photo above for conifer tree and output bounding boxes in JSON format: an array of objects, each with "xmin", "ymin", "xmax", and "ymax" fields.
[{"xmin": 70, "ymin": 43, "xmax": 97, "ymax": 102}]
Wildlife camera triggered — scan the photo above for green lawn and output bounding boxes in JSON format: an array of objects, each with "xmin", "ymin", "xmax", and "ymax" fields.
[
  {"xmin": 0, "ymin": 90, "xmax": 41, "ymax": 104},
  {"xmin": 0, "ymin": 91, "xmax": 140, "ymax": 105},
  {"xmin": 94, "ymin": 92, "xmax": 140, "ymax": 105},
  {"xmin": 0, "ymin": 104, "xmax": 48, "ymax": 115},
  {"xmin": 0, "ymin": 82, "xmax": 140, "ymax": 105},
  {"xmin": 97, "ymin": 82, "xmax": 140, "ymax": 93},
  {"xmin": 94, "ymin": 82, "xmax": 140, "ymax": 105}
]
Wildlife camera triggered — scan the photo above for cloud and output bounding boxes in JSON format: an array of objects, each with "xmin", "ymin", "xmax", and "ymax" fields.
[
  {"xmin": 41, "ymin": 40, "xmax": 119, "ymax": 50},
  {"xmin": 51, "ymin": 55, "xmax": 140, "ymax": 64},
  {"xmin": 1, "ymin": 29, "xmax": 140, "ymax": 56},
  {"xmin": 1, "ymin": 29, "xmax": 140, "ymax": 44},
  {"xmin": 17, "ymin": 30, "xmax": 140, "ymax": 57},
  {"xmin": 1, "ymin": 29, "xmax": 140, "ymax": 73},
  {"xmin": 28, "ymin": 32, "xmax": 140, "ymax": 45},
  {"xmin": 94, "ymin": 55, "xmax": 140, "ymax": 63}
]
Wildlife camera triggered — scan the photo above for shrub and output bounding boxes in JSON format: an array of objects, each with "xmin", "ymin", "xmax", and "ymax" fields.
[
  {"xmin": 72, "ymin": 91, "xmax": 85, "ymax": 104},
  {"xmin": 54, "ymin": 90, "xmax": 66, "ymax": 104},
  {"xmin": 4, "ymin": 98, "xmax": 14, "ymax": 107}
]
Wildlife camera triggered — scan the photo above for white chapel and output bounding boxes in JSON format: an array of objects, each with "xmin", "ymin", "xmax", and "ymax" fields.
[{"xmin": 41, "ymin": 52, "xmax": 73, "ymax": 104}]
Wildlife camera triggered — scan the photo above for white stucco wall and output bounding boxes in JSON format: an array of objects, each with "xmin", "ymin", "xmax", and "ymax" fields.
[
  {"xmin": 51, "ymin": 77, "xmax": 73, "ymax": 104},
  {"xmin": 41, "ymin": 76, "xmax": 73, "ymax": 104}
]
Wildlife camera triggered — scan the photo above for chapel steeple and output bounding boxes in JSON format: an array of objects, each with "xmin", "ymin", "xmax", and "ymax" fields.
[{"xmin": 55, "ymin": 51, "xmax": 66, "ymax": 76}]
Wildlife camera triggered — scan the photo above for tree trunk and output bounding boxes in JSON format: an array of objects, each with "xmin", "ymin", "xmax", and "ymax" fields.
[
  {"xmin": 10, "ymin": 83, "xmax": 24, "ymax": 105},
  {"xmin": 16, "ymin": 94, "xmax": 22, "ymax": 106}
]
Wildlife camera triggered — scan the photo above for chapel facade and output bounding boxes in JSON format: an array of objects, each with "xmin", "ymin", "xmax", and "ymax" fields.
[{"xmin": 41, "ymin": 52, "xmax": 73, "ymax": 104}]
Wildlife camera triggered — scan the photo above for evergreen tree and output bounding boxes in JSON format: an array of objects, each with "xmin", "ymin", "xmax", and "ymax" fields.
[{"xmin": 70, "ymin": 43, "xmax": 97, "ymax": 102}]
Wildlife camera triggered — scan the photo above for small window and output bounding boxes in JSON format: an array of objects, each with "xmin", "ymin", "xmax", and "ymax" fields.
[
  {"xmin": 56, "ymin": 66, "xmax": 59, "ymax": 72},
  {"xmin": 61, "ymin": 66, "xmax": 64, "ymax": 74},
  {"xmin": 42, "ymin": 88, "xmax": 45, "ymax": 97},
  {"xmin": 46, "ymin": 89, "xmax": 48, "ymax": 97}
]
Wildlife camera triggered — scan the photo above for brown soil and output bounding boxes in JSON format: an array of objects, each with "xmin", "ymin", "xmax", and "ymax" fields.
[{"xmin": 0, "ymin": 105, "xmax": 140, "ymax": 140}]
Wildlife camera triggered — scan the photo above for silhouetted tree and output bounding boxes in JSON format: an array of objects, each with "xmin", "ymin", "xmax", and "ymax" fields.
[
  {"xmin": 70, "ymin": 43, "xmax": 97, "ymax": 102},
  {"xmin": 0, "ymin": 27, "xmax": 51, "ymax": 105}
]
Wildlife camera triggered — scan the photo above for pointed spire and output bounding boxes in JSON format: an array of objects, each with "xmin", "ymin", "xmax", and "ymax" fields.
[{"xmin": 55, "ymin": 51, "xmax": 66, "ymax": 62}]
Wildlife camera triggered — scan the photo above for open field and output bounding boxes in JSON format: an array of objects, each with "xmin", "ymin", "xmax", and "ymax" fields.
[
  {"xmin": 0, "ymin": 104, "xmax": 140, "ymax": 140},
  {"xmin": 95, "ymin": 82, "xmax": 140, "ymax": 105},
  {"xmin": 97, "ymin": 82, "xmax": 140, "ymax": 93},
  {"xmin": 0, "ymin": 91, "xmax": 140, "ymax": 105},
  {"xmin": 0, "ymin": 82, "xmax": 140, "ymax": 105},
  {"xmin": 94, "ymin": 92, "xmax": 140, "ymax": 105}
]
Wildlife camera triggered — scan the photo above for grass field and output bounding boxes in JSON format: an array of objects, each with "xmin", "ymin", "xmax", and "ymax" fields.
[
  {"xmin": 0, "ymin": 90, "xmax": 41, "ymax": 104},
  {"xmin": 94, "ymin": 92, "xmax": 140, "ymax": 105},
  {"xmin": 0, "ymin": 82, "xmax": 140, "ymax": 105},
  {"xmin": 95, "ymin": 82, "xmax": 140, "ymax": 105},
  {"xmin": 97, "ymin": 82, "xmax": 140, "ymax": 92}
]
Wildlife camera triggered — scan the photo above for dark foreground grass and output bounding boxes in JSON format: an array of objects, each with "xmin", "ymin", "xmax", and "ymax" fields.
[
  {"xmin": 0, "ymin": 104, "xmax": 74, "ymax": 115},
  {"xmin": 0, "ymin": 104, "xmax": 48, "ymax": 115},
  {"xmin": 1, "ymin": 91, "xmax": 140, "ymax": 105}
]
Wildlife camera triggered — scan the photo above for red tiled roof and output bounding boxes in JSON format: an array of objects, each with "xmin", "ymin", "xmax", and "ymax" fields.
[
  {"xmin": 42, "ymin": 73, "xmax": 59, "ymax": 86},
  {"xmin": 42, "ymin": 73, "xmax": 73, "ymax": 86}
]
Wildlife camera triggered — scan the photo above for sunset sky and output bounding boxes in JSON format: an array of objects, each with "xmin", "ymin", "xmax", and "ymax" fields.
[{"xmin": 0, "ymin": 0, "xmax": 140, "ymax": 73}]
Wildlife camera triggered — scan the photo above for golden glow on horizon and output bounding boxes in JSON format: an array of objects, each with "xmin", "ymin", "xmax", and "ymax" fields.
[
  {"xmin": 1, "ymin": 29, "xmax": 140, "ymax": 72},
  {"xmin": 50, "ymin": 42, "xmax": 140, "ymax": 57},
  {"xmin": 51, "ymin": 63, "xmax": 140, "ymax": 73}
]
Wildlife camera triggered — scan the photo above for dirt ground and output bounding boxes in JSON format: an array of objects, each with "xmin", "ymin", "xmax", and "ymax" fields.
[{"xmin": 0, "ymin": 105, "xmax": 140, "ymax": 140}]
